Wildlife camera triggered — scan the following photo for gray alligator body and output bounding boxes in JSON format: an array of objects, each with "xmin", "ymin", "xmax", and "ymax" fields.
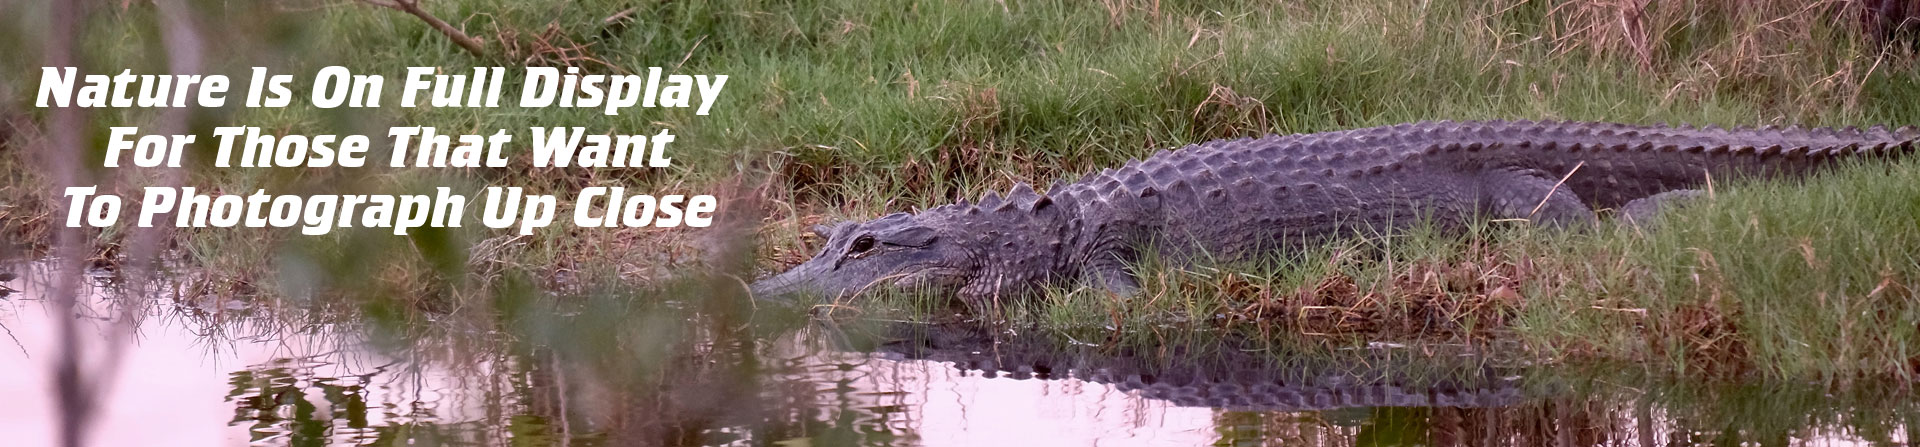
[{"xmin": 753, "ymin": 120, "xmax": 1920, "ymax": 309}]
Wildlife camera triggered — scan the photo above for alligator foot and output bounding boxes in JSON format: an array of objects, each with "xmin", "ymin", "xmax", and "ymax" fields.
[
  {"xmin": 1486, "ymin": 168, "xmax": 1597, "ymax": 227},
  {"xmin": 1088, "ymin": 261, "xmax": 1141, "ymax": 300},
  {"xmin": 1617, "ymin": 189, "xmax": 1706, "ymax": 229}
]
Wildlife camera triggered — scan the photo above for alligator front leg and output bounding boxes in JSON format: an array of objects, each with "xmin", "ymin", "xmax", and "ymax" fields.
[
  {"xmin": 1616, "ymin": 189, "xmax": 1705, "ymax": 228},
  {"xmin": 1092, "ymin": 266, "xmax": 1141, "ymax": 298},
  {"xmin": 1482, "ymin": 168, "xmax": 1598, "ymax": 227},
  {"xmin": 1085, "ymin": 255, "xmax": 1141, "ymax": 299}
]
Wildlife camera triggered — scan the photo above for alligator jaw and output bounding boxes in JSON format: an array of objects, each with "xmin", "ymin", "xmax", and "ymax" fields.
[
  {"xmin": 748, "ymin": 261, "xmax": 967, "ymax": 304},
  {"xmin": 748, "ymin": 259, "xmax": 828, "ymax": 303}
]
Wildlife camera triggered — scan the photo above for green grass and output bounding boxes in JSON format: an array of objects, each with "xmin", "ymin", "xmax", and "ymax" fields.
[
  {"xmin": 845, "ymin": 157, "xmax": 1920, "ymax": 382},
  {"xmin": 809, "ymin": 150, "xmax": 1919, "ymax": 384},
  {"xmin": 3, "ymin": 0, "xmax": 1918, "ymax": 380}
]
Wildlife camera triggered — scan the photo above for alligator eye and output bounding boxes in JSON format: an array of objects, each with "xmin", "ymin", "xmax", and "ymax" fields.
[{"xmin": 849, "ymin": 235, "xmax": 876, "ymax": 254}]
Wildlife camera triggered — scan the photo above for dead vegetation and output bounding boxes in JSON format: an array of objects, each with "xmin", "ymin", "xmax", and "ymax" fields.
[
  {"xmin": 1537, "ymin": 0, "xmax": 1910, "ymax": 116},
  {"xmin": 1216, "ymin": 242, "xmax": 1533, "ymax": 339},
  {"xmin": 352, "ymin": 0, "xmax": 487, "ymax": 57},
  {"xmin": 494, "ymin": 21, "xmax": 619, "ymax": 70},
  {"xmin": 1189, "ymin": 83, "xmax": 1272, "ymax": 142}
]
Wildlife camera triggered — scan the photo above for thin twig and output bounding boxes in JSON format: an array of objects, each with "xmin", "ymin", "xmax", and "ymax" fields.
[
  {"xmin": 357, "ymin": 0, "xmax": 487, "ymax": 58},
  {"xmin": 1530, "ymin": 161, "xmax": 1586, "ymax": 218},
  {"xmin": 0, "ymin": 320, "xmax": 25, "ymax": 358},
  {"xmin": 603, "ymin": 6, "xmax": 639, "ymax": 25}
]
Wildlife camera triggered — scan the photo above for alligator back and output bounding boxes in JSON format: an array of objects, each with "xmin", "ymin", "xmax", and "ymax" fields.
[
  {"xmin": 1053, "ymin": 120, "xmax": 1920, "ymax": 263},
  {"xmin": 749, "ymin": 120, "xmax": 1919, "ymax": 306}
]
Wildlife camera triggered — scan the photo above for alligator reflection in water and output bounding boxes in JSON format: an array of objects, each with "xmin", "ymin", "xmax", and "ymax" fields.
[
  {"xmin": 845, "ymin": 322, "xmax": 1525, "ymax": 411},
  {"xmin": 2, "ymin": 266, "xmax": 1916, "ymax": 446},
  {"xmin": 802, "ymin": 322, "xmax": 1917, "ymax": 446},
  {"xmin": 797, "ymin": 322, "xmax": 1545, "ymax": 445}
]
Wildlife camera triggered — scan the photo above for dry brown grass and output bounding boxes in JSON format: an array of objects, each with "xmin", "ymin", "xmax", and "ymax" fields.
[
  {"xmin": 1178, "ymin": 233, "xmax": 1764, "ymax": 371},
  {"xmin": 1218, "ymin": 241, "xmax": 1536, "ymax": 338},
  {"xmin": 1539, "ymin": 0, "xmax": 1897, "ymax": 116},
  {"xmin": 1189, "ymin": 83, "xmax": 1272, "ymax": 142},
  {"xmin": 494, "ymin": 21, "xmax": 620, "ymax": 71},
  {"xmin": 0, "ymin": 115, "xmax": 53, "ymax": 258},
  {"xmin": 1097, "ymin": 0, "xmax": 1163, "ymax": 29}
]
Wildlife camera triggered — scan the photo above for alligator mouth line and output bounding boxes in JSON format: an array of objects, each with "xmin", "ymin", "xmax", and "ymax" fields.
[
  {"xmin": 811, "ymin": 266, "xmax": 967, "ymax": 308},
  {"xmin": 828, "ymin": 272, "xmax": 918, "ymax": 308}
]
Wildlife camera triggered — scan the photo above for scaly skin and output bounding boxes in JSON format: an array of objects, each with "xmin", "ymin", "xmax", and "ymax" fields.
[{"xmin": 751, "ymin": 120, "xmax": 1920, "ymax": 310}]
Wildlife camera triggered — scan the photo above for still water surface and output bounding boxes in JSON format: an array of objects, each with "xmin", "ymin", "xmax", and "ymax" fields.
[{"xmin": 0, "ymin": 266, "xmax": 1912, "ymax": 446}]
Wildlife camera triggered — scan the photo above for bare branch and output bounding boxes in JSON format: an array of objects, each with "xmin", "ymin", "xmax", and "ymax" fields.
[{"xmin": 355, "ymin": 0, "xmax": 487, "ymax": 58}]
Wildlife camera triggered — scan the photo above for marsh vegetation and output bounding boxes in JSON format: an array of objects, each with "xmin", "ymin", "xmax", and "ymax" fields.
[{"xmin": 2, "ymin": 0, "xmax": 1919, "ymax": 445}]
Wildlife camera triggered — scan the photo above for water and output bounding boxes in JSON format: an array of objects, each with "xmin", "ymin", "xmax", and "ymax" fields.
[{"xmin": 1, "ymin": 265, "xmax": 1914, "ymax": 446}]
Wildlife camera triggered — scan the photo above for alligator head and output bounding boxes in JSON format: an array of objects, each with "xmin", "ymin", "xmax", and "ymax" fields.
[
  {"xmin": 749, "ymin": 212, "xmax": 979, "ymax": 303},
  {"xmin": 751, "ymin": 184, "xmax": 1075, "ymax": 307}
]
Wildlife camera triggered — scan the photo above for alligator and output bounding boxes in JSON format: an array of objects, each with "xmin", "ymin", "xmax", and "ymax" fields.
[{"xmin": 751, "ymin": 120, "xmax": 1920, "ymax": 309}]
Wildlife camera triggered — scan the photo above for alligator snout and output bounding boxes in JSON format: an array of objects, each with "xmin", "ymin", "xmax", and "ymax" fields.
[{"xmin": 747, "ymin": 255, "xmax": 839, "ymax": 303}]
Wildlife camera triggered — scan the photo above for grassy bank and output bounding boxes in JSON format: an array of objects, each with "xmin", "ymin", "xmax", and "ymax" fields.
[
  {"xmin": 2, "ymin": 0, "xmax": 1917, "ymax": 380},
  {"xmin": 871, "ymin": 156, "xmax": 1918, "ymax": 382}
]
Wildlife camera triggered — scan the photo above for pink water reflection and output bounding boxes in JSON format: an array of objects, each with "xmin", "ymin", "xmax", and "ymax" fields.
[
  {"xmin": 0, "ymin": 268, "xmax": 500, "ymax": 447},
  {"xmin": 0, "ymin": 265, "xmax": 1907, "ymax": 446},
  {"xmin": 792, "ymin": 348, "xmax": 1218, "ymax": 445}
]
